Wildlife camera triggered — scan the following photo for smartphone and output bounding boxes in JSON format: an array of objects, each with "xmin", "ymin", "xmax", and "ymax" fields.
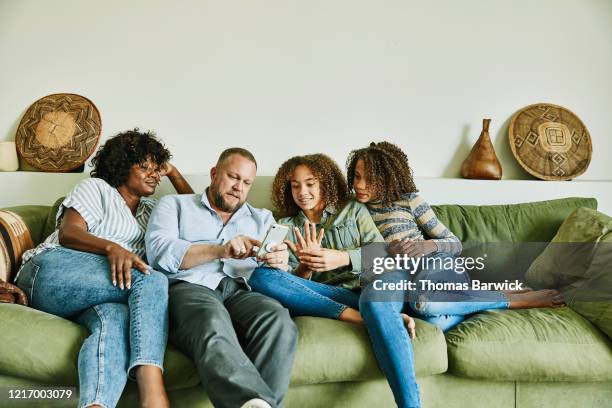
[{"xmin": 257, "ymin": 224, "xmax": 290, "ymax": 257}]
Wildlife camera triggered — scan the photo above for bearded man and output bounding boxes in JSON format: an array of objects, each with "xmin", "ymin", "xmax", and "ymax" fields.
[{"xmin": 146, "ymin": 148, "xmax": 297, "ymax": 408}]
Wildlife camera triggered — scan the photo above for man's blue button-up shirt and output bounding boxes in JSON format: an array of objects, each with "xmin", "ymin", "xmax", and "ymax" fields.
[{"xmin": 145, "ymin": 191, "xmax": 275, "ymax": 290}]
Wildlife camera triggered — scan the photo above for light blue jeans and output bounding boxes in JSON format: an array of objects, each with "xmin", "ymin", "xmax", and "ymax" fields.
[{"xmin": 16, "ymin": 246, "xmax": 169, "ymax": 408}]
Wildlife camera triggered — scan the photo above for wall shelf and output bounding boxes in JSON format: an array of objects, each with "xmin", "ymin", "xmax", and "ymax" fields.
[{"xmin": 1, "ymin": 172, "xmax": 611, "ymax": 215}]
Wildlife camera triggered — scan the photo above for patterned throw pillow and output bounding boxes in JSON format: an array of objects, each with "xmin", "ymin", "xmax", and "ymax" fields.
[{"xmin": 0, "ymin": 210, "xmax": 34, "ymax": 283}]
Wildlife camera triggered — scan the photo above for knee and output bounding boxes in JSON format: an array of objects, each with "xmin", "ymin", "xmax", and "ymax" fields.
[
  {"xmin": 248, "ymin": 267, "xmax": 278, "ymax": 288},
  {"xmin": 411, "ymin": 299, "xmax": 446, "ymax": 316},
  {"xmin": 140, "ymin": 271, "xmax": 169, "ymax": 293},
  {"xmin": 359, "ymin": 298, "xmax": 391, "ymax": 320},
  {"xmin": 263, "ymin": 305, "xmax": 298, "ymax": 341},
  {"xmin": 87, "ymin": 303, "xmax": 130, "ymax": 335}
]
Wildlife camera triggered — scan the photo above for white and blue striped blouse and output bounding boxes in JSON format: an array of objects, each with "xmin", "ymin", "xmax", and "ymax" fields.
[{"xmin": 17, "ymin": 178, "xmax": 156, "ymax": 280}]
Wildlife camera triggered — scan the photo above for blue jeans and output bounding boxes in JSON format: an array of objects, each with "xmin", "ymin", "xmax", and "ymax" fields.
[
  {"xmin": 16, "ymin": 246, "xmax": 169, "ymax": 408},
  {"xmin": 359, "ymin": 283, "xmax": 420, "ymax": 408},
  {"xmin": 248, "ymin": 267, "xmax": 360, "ymax": 318},
  {"xmin": 407, "ymin": 253, "xmax": 509, "ymax": 331},
  {"xmin": 248, "ymin": 268, "xmax": 421, "ymax": 408}
]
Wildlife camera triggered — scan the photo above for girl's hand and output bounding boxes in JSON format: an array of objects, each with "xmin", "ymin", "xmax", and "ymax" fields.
[
  {"xmin": 297, "ymin": 248, "xmax": 350, "ymax": 272},
  {"xmin": 105, "ymin": 243, "xmax": 149, "ymax": 290},
  {"xmin": 284, "ymin": 221, "xmax": 324, "ymax": 254},
  {"xmin": 389, "ymin": 239, "xmax": 437, "ymax": 258}
]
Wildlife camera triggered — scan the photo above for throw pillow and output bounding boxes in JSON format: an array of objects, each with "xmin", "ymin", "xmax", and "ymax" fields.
[
  {"xmin": 0, "ymin": 210, "xmax": 35, "ymax": 283},
  {"xmin": 526, "ymin": 207, "xmax": 612, "ymax": 338}
]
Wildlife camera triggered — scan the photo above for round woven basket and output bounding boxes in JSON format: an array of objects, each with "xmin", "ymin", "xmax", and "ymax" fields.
[
  {"xmin": 16, "ymin": 93, "xmax": 102, "ymax": 172},
  {"xmin": 508, "ymin": 103, "xmax": 592, "ymax": 180}
]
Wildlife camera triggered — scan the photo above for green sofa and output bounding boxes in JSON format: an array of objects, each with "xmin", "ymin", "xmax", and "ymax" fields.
[{"xmin": 1, "ymin": 184, "xmax": 612, "ymax": 408}]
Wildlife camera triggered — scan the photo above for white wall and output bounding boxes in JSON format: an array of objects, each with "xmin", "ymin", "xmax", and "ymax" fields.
[{"xmin": 1, "ymin": 0, "xmax": 611, "ymax": 181}]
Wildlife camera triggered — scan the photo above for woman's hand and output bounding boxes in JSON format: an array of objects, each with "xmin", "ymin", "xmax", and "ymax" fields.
[
  {"xmin": 159, "ymin": 162, "xmax": 176, "ymax": 178},
  {"xmin": 105, "ymin": 243, "xmax": 149, "ymax": 290},
  {"xmin": 161, "ymin": 162, "xmax": 194, "ymax": 194},
  {"xmin": 297, "ymin": 248, "xmax": 350, "ymax": 273},
  {"xmin": 388, "ymin": 239, "xmax": 437, "ymax": 258}
]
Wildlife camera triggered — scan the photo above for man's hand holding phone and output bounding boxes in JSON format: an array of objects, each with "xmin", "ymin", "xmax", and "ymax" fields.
[{"xmin": 257, "ymin": 243, "xmax": 290, "ymax": 271}]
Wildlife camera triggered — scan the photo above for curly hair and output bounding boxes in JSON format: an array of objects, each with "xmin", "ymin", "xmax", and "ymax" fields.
[
  {"xmin": 90, "ymin": 128, "xmax": 171, "ymax": 187},
  {"xmin": 346, "ymin": 141, "xmax": 418, "ymax": 206},
  {"xmin": 272, "ymin": 154, "xmax": 350, "ymax": 218}
]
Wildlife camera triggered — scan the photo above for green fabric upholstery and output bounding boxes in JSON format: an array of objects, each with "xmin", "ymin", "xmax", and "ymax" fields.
[
  {"xmin": 43, "ymin": 197, "xmax": 64, "ymax": 240},
  {"xmin": 432, "ymin": 198, "xmax": 598, "ymax": 282},
  {"xmin": 4, "ymin": 372, "xmax": 611, "ymax": 408},
  {"xmin": 515, "ymin": 380, "xmax": 612, "ymax": 408},
  {"xmin": 527, "ymin": 207, "xmax": 612, "ymax": 338},
  {"xmin": 445, "ymin": 307, "xmax": 612, "ymax": 381},
  {"xmin": 291, "ymin": 316, "xmax": 446, "ymax": 386},
  {"xmin": 0, "ymin": 304, "xmax": 445, "ymax": 390},
  {"xmin": 432, "ymin": 197, "xmax": 597, "ymax": 243},
  {"xmin": 2, "ymin": 196, "xmax": 611, "ymax": 408},
  {"xmin": 0, "ymin": 304, "xmax": 200, "ymax": 391}
]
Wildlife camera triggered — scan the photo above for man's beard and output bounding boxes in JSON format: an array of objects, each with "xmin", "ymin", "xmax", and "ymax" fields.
[{"xmin": 211, "ymin": 187, "xmax": 245, "ymax": 213}]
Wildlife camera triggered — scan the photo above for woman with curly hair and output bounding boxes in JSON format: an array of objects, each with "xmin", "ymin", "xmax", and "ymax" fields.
[{"xmin": 15, "ymin": 129, "xmax": 193, "ymax": 408}]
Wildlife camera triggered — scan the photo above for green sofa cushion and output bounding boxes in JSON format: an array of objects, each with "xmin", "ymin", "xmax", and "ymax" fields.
[
  {"xmin": 0, "ymin": 304, "xmax": 447, "ymax": 389},
  {"xmin": 291, "ymin": 316, "xmax": 447, "ymax": 386},
  {"xmin": 526, "ymin": 207, "xmax": 612, "ymax": 339},
  {"xmin": 445, "ymin": 307, "xmax": 612, "ymax": 382},
  {"xmin": 432, "ymin": 198, "xmax": 598, "ymax": 282},
  {"xmin": 433, "ymin": 197, "xmax": 597, "ymax": 244},
  {"xmin": 0, "ymin": 304, "xmax": 199, "ymax": 390}
]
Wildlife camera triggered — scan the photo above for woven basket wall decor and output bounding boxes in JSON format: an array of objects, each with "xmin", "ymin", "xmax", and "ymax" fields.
[
  {"xmin": 508, "ymin": 103, "xmax": 592, "ymax": 180},
  {"xmin": 16, "ymin": 93, "xmax": 102, "ymax": 172}
]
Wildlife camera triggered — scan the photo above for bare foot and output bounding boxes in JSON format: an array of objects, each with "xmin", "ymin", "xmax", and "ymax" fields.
[
  {"xmin": 508, "ymin": 289, "xmax": 565, "ymax": 309},
  {"xmin": 503, "ymin": 286, "xmax": 533, "ymax": 295},
  {"xmin": 135, "ymin": 366, "xmax": 170, "ymax": 408},
  {"xmin": 401, "ymin": 313, "xmax": 416, "ymax": 339}
]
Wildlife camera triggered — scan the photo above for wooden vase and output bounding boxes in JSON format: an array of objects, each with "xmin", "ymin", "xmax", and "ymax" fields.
[{"xmin": 461, "ymin": 118, "xmax": 502, "ymax": 180}]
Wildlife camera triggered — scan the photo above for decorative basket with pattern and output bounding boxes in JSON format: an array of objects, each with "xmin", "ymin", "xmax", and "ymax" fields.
[
  {"xmin": 508, "ymin": 103, "xmax": 592, "ymax": 180},
  {"xmin": 16, "ymin": 93, "xmax": 102, "ymax": 172}
]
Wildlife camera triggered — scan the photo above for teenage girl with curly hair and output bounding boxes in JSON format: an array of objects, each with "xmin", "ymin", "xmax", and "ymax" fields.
[{"xmin": 343, "ymin": 141, "xmax": 565, "ymax": 407}]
